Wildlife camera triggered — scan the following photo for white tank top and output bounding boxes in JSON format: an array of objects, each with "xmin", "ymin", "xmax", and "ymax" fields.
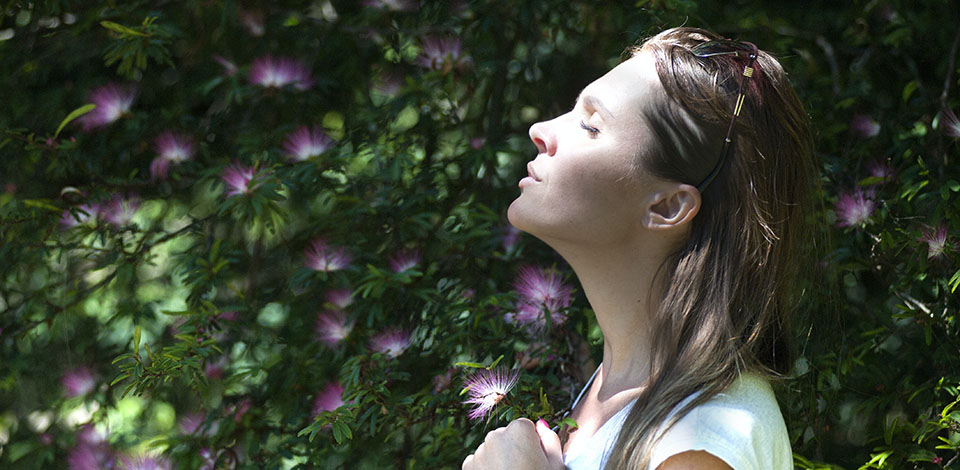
[{"xmin": 561, "ymin": 366, "xmax": 793, "ymax": 470}]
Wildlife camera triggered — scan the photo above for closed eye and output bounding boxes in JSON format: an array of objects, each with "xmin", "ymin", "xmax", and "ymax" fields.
[{"xmin": 580, "ymin": 120, "xmax": 600, "ymax": 136}]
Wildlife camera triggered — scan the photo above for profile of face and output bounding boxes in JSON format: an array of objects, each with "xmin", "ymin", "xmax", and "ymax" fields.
[{"xmin": 507, "ymin": 51, "xmax": 694, "ymax": 248}]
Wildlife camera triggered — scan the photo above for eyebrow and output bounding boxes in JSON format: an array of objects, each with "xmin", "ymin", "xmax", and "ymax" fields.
[{"xmin": 576, "ymin": 93, "xmax": 614, "ymax": 119}]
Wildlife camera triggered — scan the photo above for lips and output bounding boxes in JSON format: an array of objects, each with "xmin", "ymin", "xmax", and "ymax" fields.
[{"xmin": 526, "ymin": 162, "xmax": 541, "ymax": 182}]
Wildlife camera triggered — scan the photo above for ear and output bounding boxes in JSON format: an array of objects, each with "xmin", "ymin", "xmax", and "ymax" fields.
[{"xmin": 642, "ymin": 184, "xmax": 701, "ymax": 230}]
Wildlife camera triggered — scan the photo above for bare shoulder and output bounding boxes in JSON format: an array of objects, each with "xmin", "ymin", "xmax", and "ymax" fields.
[{"xmin": 656, "ymin": 450, "xmax": 733, "ymax": 470}]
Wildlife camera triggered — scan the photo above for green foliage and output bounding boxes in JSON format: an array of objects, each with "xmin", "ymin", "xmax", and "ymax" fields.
[{"xmin": 1, "ymin": 1, "xmax": 959, "ymax": 469}]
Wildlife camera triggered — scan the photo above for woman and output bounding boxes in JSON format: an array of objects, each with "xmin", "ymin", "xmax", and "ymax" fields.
[{"xmin": 462, "ymin": 27, "xmax": 815, "ymax": 470}]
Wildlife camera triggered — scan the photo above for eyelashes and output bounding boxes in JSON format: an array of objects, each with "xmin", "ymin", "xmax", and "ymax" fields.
[{"xmin": 579, "ymin": 120, "xmax": 600, "ymax": 136}]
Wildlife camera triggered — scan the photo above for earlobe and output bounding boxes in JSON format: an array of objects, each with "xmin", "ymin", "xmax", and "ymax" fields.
[{"xmin": 643, "ymin": 184, "xmax": 701, "ymax": 230}]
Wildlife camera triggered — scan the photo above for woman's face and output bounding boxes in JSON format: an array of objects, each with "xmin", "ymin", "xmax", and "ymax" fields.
[{"xmin": 508, "ymin": 52, "xmax": 666, "ymax": 246}]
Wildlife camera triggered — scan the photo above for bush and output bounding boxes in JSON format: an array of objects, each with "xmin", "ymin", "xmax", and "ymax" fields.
[{"xmin": 0, "ymin": 1, "xmax": 958, "ymax": 469}]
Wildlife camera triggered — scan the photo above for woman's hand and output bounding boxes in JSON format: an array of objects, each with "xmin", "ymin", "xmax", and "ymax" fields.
[{"xmin": 462, "ymin": 418, "xmax": 564, "ymax": 470}]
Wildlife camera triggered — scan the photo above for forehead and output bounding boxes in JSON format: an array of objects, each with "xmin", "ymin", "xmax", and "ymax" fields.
[{"xmin": 580, "ymin": 52, "xmax": 661, "ymax": 118}]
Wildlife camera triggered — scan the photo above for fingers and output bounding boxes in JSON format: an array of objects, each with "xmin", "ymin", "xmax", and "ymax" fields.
[
  {"xmin": 462, "ymin": 453, "xmax": 474, "ymax": 470},
  {"xmin": 535, "ymin": 418, "xmax": 564, "ymax": 466}
]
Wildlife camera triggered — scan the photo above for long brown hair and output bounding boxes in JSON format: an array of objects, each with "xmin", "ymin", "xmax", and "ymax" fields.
[{"xmin": 604, "ymin": 27, "xmax": 816, "ymax": 469}]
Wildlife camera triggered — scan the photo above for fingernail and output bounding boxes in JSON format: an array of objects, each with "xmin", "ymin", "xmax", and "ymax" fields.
[{"xmin": 537, "ymin": 418, "xmax": 549, "ymax": 428}]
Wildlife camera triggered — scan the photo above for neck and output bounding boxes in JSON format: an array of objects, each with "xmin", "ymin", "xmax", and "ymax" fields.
[{"xmin": 549, "ymin": 235, "xmax": 671, "ymax": 399}]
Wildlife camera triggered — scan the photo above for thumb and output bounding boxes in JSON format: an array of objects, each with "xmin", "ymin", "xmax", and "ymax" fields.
[{"xmin": 535, "ymin": 418, "xmax": 563, "ymax": 467}]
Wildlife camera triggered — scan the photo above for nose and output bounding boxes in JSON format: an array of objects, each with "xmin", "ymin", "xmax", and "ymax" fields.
[{"xmin": 529, "ymin": 120, "xmax": 557, "ymax": 156}]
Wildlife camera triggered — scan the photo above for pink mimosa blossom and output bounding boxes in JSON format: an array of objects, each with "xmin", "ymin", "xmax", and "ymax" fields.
[
  {"xmin": 462, "ymin": 368, "xmax": 520, "ymax": 420},
  {"xmin": 433, "ymin": 367, "xmax": 455, "ymax": 393},
  {"xmin": 506, "ymin": 302, "xmax": 568, "ymax": 328},
  {"xmin": 103, "ymin": 194, "xmax": 141, "ymax": 228},
  {"xmin": 325, "ymin": 288, "xmax": 353, "ymax": 309},
  {"xmin": 470, "ymin": 137, "xmax": 486, "ymax": 149},
  {"xmin": 204, "ymin": 357, "xmax": 227, "ymax": 379},
  {"xmin": 120, "ymin": 454, "xmax": 172, "ymax": 470},
  {"xmin": 249, "ymin": 55, "xmax": 313, "ymax": 90},
  {"xmin": 61, "ymin": 366, "xmax": 97, "ymax": 397},
  {"xmin": 228, "ymin": 399, "xmax": 252, "ymax": 422},
  {"xmin": 211, "ymin": 54, "xmax": 238, "ymax": 76},
  {"xmin": 68, "ymin": 442, "xmax": 116, "ymax": 470},
  {"xmin": 178, "ymin": 412, "xmax": 204, "ymax": 434},
  {"xmin": 918, "ymin": 225, "xmax": 952, "ymax": 259},
  {"xmin": 60, "ymin": 203, "xmax": 101, "ymax": 228},
  {"xmin": 835, "ymin": 188, "xmax": 876, "ymax": 227},
  {"xmin": 369, "ymin": 328, "xmax": 411, "ymax": 358},
  {"xmin": 501, "ymin": 225, "xmax": 521, "ymax": 253},
  {"xmin": 304, "ymin": 238, "xmax": 352, "ymax": 272},
  {"xmin": 942, "ymin": 108, "xmax": 960, "ymax": 138},
  {"xmin": 850, "ymin": 114, "xmax": 880, "ymax": 138},
  {"xmin": 151, "ymin": 131, "xmax": 194, "ymax": 180},
  {"xmin": 363, "ymin": 0, "xmax": 417, "ymax": 11},
  {"xmin": 78, "ymin": 83, "xmax": 137, "ymax": 130},
  {"xmin": 866, "ymin": 160, "xmax": 894, "ymax": 182},
  {"xmin": 221, "ymin": 162, "xmax": 259, "ymax": 197},
  {"xmin": 388, "ymin": 248, "xmax": 420, "ymax": 273},
  {"xmin": 371, "ymin": 67, "xmax": 403, "ymax": 99},
  {"xmin": 315, "ymin": 310, "xmax": 353, "ymax": 347},
  {"xmin": 506, "ymin": 266, "xmax": 573, "ymax": 329},
  {"xmin": 418, "ymin": 36, "xmax": 472, "ymax": 72},
  {"xmin": 283, "ymin": 126, "xmax": 332, "ymax": 161},
  {"xmin": 312, "ymin": 382, "xmax": 346, "ymax": 417}
]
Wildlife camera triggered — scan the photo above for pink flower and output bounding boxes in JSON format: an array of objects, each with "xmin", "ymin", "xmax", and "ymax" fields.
[
  {"xmin": 325, "ymin": 288, "xmax": 353, "ymax": 309},
  {"xmin": 60, "ymin": 203, "xmax": 101, "ymax": 228},
  {"xmin": 228, "ymin": 399, "xmax": 252, "ymax": 422},
  {"xmin": 418, "ymin": 36, "xmax": 472, "ymax": 73},
  {"xmin": 68, "ymin": 442, "xmax": 116, "ymax": 470},
  {"xmin": 470, "ymin": 137, "xmax": 486, "ymax": 149},
  {"xmin": 371, "ymin": 67, "xmax": 403, "ymax": 99},
  {"xmin": 120, "ymin": 455, "xmax": 172, "ymax": 470},
  {"xmin": 312, "ymin": 382, "xmax": 346, "ymax": 417},
  {"xmin": 506, "ymin": 266, "xmax": 573, "ymax": 329},
  {"xmin": 501, "ymin": 225, "xmax": 521, "ymax": 253},
  {"xmin": 211, "ymin": 54, "xmax": 238, "ymax": 76},
  {"xmin": 151, "ymin": 131, "xmax": 194, "ymax": 180},
  {"xmin": 283, "ymin": 126, "xmax": 332, "ymax": 161},
  {"xmin": 103, "ymin": 194, "xmax": 141, "ymax": 228},
  {"xmin": 433, "ymin": 367, "xmax": 455, "ymax": 393},
  {"xmin": 942, "ymin": 108, "xmax": 960, "ymax": 138},
  {"xmin": 221, "ymin": 162, "xmax": 259, "ymax": 197},
  {"xmin": 933, "ymin": 456, "xmax": 943, "ymax": 464},
  {"xmin": 866, "ymin": 160, "xmax": 894, "ymax": 183},
  {"xmin": 363, "ymin": 0, "xmax": 417, "ymax": 11},
  {"xmin": 835, "ymin": 188, "xmax": 876, "ymax": 227},
  {"xmin": 462, "ymin": 368, "xmax": 520, "ymax": 420},
  {"xmin": 315, "ymin": 310, "xmax": 353, "ymax": 347},
  {"xmin": 249, "ymin": 55, "xmax": 313, "ymax": 91},
  {"xmin": 918, "ymin": 225, "xmax": 952, "ymax": 259},
  {"xmin": 369, "ymin": 328, "xmax": 411, "ymax": 358},
  {"xmin": 178, "ymin": 412, "xmax": 205, "ymax": 434},
  {"xmin": 850, "ymin": 114, "xmax": 880, "ymax": 138},
  {"xmin": 61, "ymin": 366, "xmax": 97, "ymax": 397},
  {"xmin": 78, "ymin": 83, "xmax": 137, "ymax": 130},
  {"xmin": 388, "ymin": 248, "xmax": 420, "ymax": 273},
  {"xmin": 304, "ymin": 238, "xmax": 352, "ymax": 272}
]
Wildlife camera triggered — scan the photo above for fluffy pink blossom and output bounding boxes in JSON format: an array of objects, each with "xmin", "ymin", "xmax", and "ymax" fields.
[
  {"xmin": 78, "ymin": 83, "xmax": 137, "ymax": 130},
  {"xmin": 371, "ymin": 67, "xmax": 403, "ymax": 99},
  {"xmin": 211, "ymin": 54, "xmax": 238, "ymax": 76},
  {"xmin": 325, "ymin": 288, "xmax": 353, "ymax": 309},
  {"xmin": 103, "ymin": 194, "xmax": 141, "ymax": 228},
  {"xmin": 178, "ymin": 412, "xmax": 205, "ymax": 434},
  {"xmin": 470, "ymin": 137, "xmax": 486, "ymax": 149},
  {"xmin": 312, "ymin": 382, "xmax": 346, "ymax": 417},
  {"xmin": 226, "ymin": 399, "xmax": 252, "ymax": 422},
  {"xmin": 850, "ymin": 114, "xmax": 880, "ymax": 138},
  {"xmin": 60, "ymin": 203, "xmax": 101, "ymax": 228},
  {"xmin": 68, "ymin": 442, "xmax": 116, "ymax": 470},
  {"xmin": 506, "ymin": 266, "xmax": 573, "ymax": 329},
  {"xmin": 918, "ymin": 225, "xmax": 952, "ymax": 259},
  {"xmin": 221, "ymin": 162, "xmax": 259, "ymax": 197},
  {"xmin": 304, "ymin": 238, "xmax": 352, "ymax": 272},
  {"xmin": 363, "ymin": 0, "xmax": 417, "ymax": 11},
  {"xmin": 418, "ymin": 36, "xmax": 472, "ymax": 72},
  {"xmin": 942, "ymin": 108, "xmax": 960, "ymax": 138},
  {"xmin": 249, "ymin": 55, "xmax": 313, "ymax": 90},
  {"xmin": 315, "ymin": 310, "xmax": 353, "ymax": 347},
  {"xmin": 61, "ymin": 366, "xmax": 97, "ymax": 397},
  {"xmin": 283, "ymin": 126, "xmax": 332, "ymax": 161},
  {"xmin": 369, "ymin": 328, "xmax": 411, "ymax": 358},
  {"xmin": 835, "ymin": 188, "xmax": 876, "ymax": 228},
  {"xmin": 120, "ymin": 455, "xmax": 172, "ymax": 470},
  {"xmin": 462, "ymin": 368, "xmax": 520, "ymax": 421},
  {"xmin": 866, "ymin": 160, "xmax": 894, "ymax": 182},
  {"xmin": 388, "ymin": 248, "xmax": 420, "ymax": 273},
  {"xmin": 151, "ymin": 131, "xmax": 194, "ymax": 180},
  {"xmin": 501, "ymin": 225, "xmax": 521, "ymax": 253}
]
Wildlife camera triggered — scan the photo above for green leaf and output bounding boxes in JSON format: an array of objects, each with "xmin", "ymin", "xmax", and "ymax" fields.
[
  {"xmin": 100, "ymin": 20, "xmax": 149, "ymax": 37},
  {"xmin": 134, "ymin": 326, "xmax": 141, "ymax": 355},
  {"xmin": 454, "ymin": 361, "xmax": 485, "ymax": 369},
  {"xmin": 902, "ymin": 80, "xmax": 919, "ymax": 103},
  {"xmin": 54, "ymin": 104, "xmax": 96, "ymax": 138}
]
